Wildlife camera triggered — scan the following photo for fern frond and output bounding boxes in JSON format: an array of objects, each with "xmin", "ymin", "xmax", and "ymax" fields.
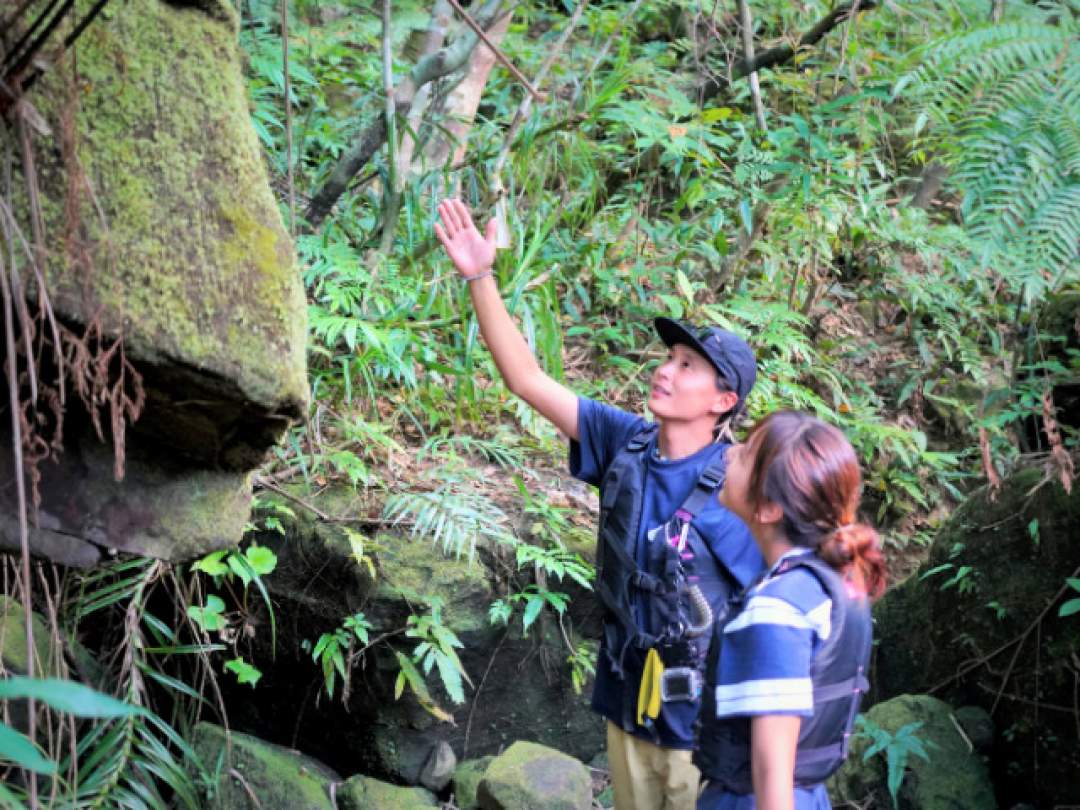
[{"xmin": 383, "ymin": 486, "xmax": 517, "ymax": 560}]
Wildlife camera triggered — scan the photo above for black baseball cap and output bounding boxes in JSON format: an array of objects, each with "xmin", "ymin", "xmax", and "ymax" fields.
[{"xmin": 654, "ymin": 317, "xmax": 757, "ymax": 407}]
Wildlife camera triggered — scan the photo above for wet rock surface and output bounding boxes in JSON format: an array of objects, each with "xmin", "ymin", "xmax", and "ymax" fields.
[
  {"xmin": 872, "ymin": 467, "xmax": 1080, "ymax": 807},
  {"xmin": 829, "ymin": 694, "xmax": 997, "ymax": 809},
  {"xmin": 1, "ymin": 0, "xmax": 306, "ymax": 566}
]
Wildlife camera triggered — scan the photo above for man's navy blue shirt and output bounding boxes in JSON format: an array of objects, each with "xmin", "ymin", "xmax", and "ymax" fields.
[{"xmin": 570, "ymin": 397, "xmax": 763, "ymax": 749}]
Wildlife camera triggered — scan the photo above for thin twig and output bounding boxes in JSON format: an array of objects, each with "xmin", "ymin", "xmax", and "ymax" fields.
[
  {"xmin": 281, "ymin": 0, "xmax": 295, "ymax": 235},
  {"xmin": 379, "ymin": 0, "xmax": 401, "ymax": 254},
  {"xmin": 253, "ymin": 476, "xmax": 332, "ymax": 521},
  {"xmin": 463, "ymin": 626, "xmax": 510, "ymax": 757},
  {"xmin": 444, "ymin": 0, "xmax": 542, "ymax": 100},
  {"xmin": 0, "ymin": 217, "xmax": 37, "ymax": 809}
]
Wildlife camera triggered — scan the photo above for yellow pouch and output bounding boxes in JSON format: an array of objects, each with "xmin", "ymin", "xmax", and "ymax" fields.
[{"xmin": 636, "ymin": 647, "xmax": 664, "ymax": 726}]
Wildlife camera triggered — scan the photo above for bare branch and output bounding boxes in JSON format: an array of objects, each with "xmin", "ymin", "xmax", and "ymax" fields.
[
  {"xmin": 736, "ymin": 0, "xmax": 767, "ymax": 131},
  {"xmin": 699, "ymin": 0, "xmax": 878, "ymax": 103},
  {"xmin": 304, "ymin": 0, "xmax": 508, "ymax": 228},
  {"xmin": 445, "ymin": 0, "xmax": 542, "ymax": 100}
]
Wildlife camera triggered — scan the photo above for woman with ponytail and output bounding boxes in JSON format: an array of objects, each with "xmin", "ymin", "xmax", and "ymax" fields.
[{"xmin": 694, "ymin": 411, "xmax": 887, "ymax": 810}]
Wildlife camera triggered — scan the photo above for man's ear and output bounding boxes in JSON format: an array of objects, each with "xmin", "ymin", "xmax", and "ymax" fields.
[
  {"xmin": 756, "ymin": 499, "xmax": 783, "ymax": 526},
  {"xmin": 711, "ymin": 390, "xmax": 739, "ymax": 416}
]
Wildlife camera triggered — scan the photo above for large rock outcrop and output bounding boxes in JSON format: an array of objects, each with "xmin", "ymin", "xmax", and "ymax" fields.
[
  {"xmin": 216, "ymin": 487, "xmax": 606, "ymax": 782},
  {"xmin": 872, "ymin": 466, "xmax": 1080, "ymax": 807},
  {"xmin": 1, "ymin": 0, "xmax": 306, "ymax": 565}
]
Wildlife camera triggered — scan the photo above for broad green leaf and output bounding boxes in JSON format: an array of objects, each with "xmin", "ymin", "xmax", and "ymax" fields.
[
  {"xmin": 191, "ymin": 551, "xmax": 229, "ymax": 578},
  {"xmin": 186, "ymin": 595, "xmax": 226, "ymax": 633},
  {"xmin": 244, "ymin": 545, "xmax": 278, "ymax": 576},
  {"xmin": 224, "ymin": 658, "xmax": 263, "ymax": 687},
  {"xmin": 1059, "ymin": 598, "xmax": 1080, "ymax": 618},
  {"xmin": 521, "ymin": 596, "xmax": 545, "ymax": 634},
  {"xmin": 0, "ymin": 722, "xmax": 56, "ymax": 774},
  {"xmin": 0, "ymin": 677, "xmax": 143, "ymax": 719}
]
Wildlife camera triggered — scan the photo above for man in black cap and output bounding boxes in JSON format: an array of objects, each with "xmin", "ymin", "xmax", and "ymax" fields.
[{"xmin": 435, "ymin": 199, "xmax": 763, "ymax": 810}]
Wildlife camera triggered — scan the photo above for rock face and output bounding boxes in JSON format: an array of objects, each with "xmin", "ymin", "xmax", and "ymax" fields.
[
  {"xmin": 190, "ymin": 722, "xmax": 339, "ymax": 810},
  {"xmin": 829, "ymin": 694, "xmax": 996, "ymax": 809},
  {"xmin": 476, "ymin": 741, "xmax": 592, "ymax": 810},
  {"xmin": 2, "ymin": 0, "xmax": 306, "ymax": 565},
  {"xmin": 872, "ymin": 467, "xmax": 1080, "ymax": 807},
  {"xmin": 217, "ymin": 488, "xmax": 605, "ymax": 782}
]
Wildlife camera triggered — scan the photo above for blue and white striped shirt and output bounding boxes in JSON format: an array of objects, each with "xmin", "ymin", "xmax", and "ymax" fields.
[{"xmin": 714, "ymin": 548, "xmax": 832, "ymax": 718}]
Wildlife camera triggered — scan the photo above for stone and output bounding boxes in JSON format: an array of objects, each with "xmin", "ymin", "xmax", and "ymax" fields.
[
  {"xmin": 218, "ymin": 486, "xmax": 603, "ymax": 784},
  {"xmin": 0, "ymin": 439, "xmax": 253, "ymax": 564},
  {"xmin": 872, "ymin": 466, "xmax": 1080, "ymax": 806},
  {"xmin": 337, "ymin": 775, "xmax": 439, "ymax": 809},
  {"xmin": 476, "ymin": 741, "xmax": 591, "ymax": 810},
  {"xmin": 828, "ymin": 694, "xmax": 996, "ymax": 809},
  {"xmin": 0, "ymin": 596, "xmax": 57, "ymax": 676},
  {"xmin": 419, "ymin": 739, "xmax": 457, "ymax": 792},
  {"xmin": 4, "ymin": 0, "xmax": 307, "ymax": 564},
  {"xmin": 190, "ymin": 722, "xmax": 339, "ymax": 810},
  {"xmin": 452, "ymin": 757, "xmax": 494, "ymax": 810}
]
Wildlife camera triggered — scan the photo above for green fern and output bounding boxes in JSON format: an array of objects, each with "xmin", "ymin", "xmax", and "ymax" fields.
[
  {"xmin": 383, "ymin": 485, "xmax": 516, "ymax": 560},
  {"xmin": 900, "ymin": 18, "xmax": 1080, "ymax": 299}
]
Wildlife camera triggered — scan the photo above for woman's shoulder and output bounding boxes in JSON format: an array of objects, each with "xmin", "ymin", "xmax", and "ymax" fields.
[{"xmin": 744, "ymin": 562, "xmax": 833, "ymax": 639}]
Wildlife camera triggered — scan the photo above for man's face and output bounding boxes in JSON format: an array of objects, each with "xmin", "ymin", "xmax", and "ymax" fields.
[{"xmin": 648, "ymin": 343, "xmax": 727, "ymax": 423}]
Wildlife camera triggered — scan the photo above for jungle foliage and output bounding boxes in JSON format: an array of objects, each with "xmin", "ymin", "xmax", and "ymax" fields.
[{"xmin": 2, "ymin": 0, "xmax": 1079, "ymax": 806}]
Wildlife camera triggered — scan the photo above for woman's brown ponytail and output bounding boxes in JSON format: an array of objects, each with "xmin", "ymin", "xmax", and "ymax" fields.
[{"xmin": 818, "ymin": 523, "xmax": 887, "ymax": 601}]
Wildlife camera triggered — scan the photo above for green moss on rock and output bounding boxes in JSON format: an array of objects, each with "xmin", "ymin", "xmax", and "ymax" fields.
[
  {"xmin": 191, "ymin": 722, "xmax": 339, "ymax": 810},
  {"xmin": 0, "ymin": 596, "xmax": 56, "ymax": 676},
  {"xmin": 452, "ymin": 756, "xmax": 494, "ymax": 810},
  {"xmin": 872, "ymin": 466, "xmax": 1080, "ymax": 804},
  {"xmin": 477, "ymin": 741, "xmax": 591, "ymax": 810},
  {"xmin": 829, "ymin": 695, "xmax": 996, "ymax": 809},
  {"xmin": 28, "ymin": 0, "xmax": 306, "ymax": 412},
  {"xmin": 375, "ymin": 533, "xmax": 491, "ymax": 634},
  {"xmin": 337, "ymin": 775, "xmax": 439, "ymax": 809}
]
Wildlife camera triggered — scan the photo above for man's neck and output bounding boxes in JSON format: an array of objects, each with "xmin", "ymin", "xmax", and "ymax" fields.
[{"xmin": 656, "ymin": 420, "xmax": 715, "ymax": 461}]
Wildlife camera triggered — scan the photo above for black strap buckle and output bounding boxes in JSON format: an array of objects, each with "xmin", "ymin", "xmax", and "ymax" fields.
[
  {"xmin": 697, "ymin": 464, "xmax": 725, "ymax": 491},
  {"xmin": 631, "ymin": 571, "xmax": 668, "ymax": 594}
]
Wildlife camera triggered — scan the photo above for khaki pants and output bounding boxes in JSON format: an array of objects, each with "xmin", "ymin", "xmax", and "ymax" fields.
[{"xmin": 606, "ymin": 722, "xmax": 701, "ymax": 810}]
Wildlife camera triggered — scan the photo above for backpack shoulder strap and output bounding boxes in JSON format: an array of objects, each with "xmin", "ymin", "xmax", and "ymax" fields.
[
  {"xmin": 625, "ymin": 424, "xmax": 658, "ymax": 453},
  {"xmin": 674, "ymin": 448, "xmax": 728, "ymax": 521}
]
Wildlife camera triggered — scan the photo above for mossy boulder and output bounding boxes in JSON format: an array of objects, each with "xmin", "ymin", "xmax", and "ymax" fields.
[
  {"xmin": 829, "ymin": 695, "xmax": 996, "ymax": 809},
  {"xmin": 28, "ymin": 0, "xmax": 306, "ymax": 417},
  {"xmin": 872, "ymin": 467, "xmax": 1080, "ymax": 806},
  {"xmin": 190, "ymin": 722, "xmax": 339, "ymax": 809},
  {"xmin": 337, "ymin": 775, "xmax": 439, "ymax": 809},
  {"xmin": 476, "ymin": 741, "xmax": 591, "ymax": 810},
  {"xmin": 3, "ymin": 0, "xmax": 307, "ymax": 564},
  {"xmin": 452, "ymin": 756, "xmax": 494, "ymax": 809},
  {"xmin": 0, "ymin": 596, "xmax": 57, "ymax": 676}
]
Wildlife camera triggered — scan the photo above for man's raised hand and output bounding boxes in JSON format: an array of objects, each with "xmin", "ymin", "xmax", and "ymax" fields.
[{"xmin": 435, "ymin": 199, "xmax": 498, "ymax": 279}]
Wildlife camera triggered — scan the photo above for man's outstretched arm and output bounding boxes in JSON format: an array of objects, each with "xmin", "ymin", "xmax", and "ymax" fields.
[{"xmin": 435, "ymin": 198, "xmax": 579, "ymax": 440}]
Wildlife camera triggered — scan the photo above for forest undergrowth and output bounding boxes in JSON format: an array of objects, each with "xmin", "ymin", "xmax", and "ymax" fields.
[{"xmin": 1, "ymin": 0, "xmax": 1078, "ymax": 806}]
